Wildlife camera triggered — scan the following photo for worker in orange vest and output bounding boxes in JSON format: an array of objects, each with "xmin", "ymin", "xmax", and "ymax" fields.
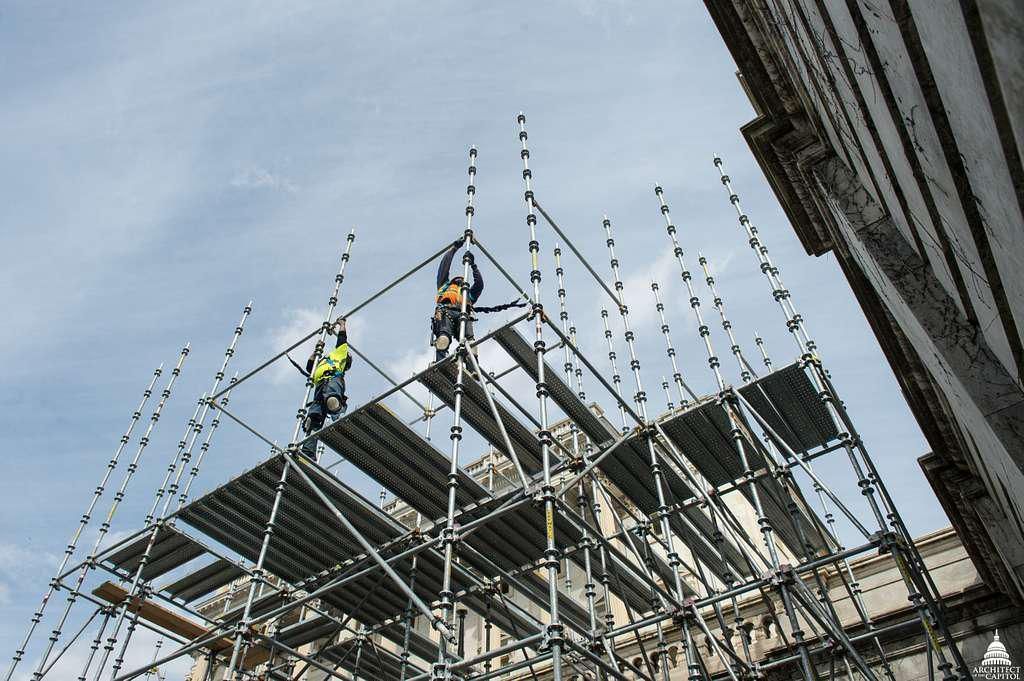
[{"xmin": 432, "ymin": 239, "xmax": 483, "ymax": 361}]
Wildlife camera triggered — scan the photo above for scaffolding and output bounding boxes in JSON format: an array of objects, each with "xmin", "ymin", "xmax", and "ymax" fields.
[{"xmin": 6, "ymin": 115, "xmax": 971, "ymax": 681}]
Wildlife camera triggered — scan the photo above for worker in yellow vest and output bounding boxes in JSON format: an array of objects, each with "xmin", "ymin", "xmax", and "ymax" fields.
[
  {"xmin": 433, "ymin": 238, "xmax": 484, "ymax": 361},
  {"xmin": 301, "ymin": 316, "xmax": 352, "ymax": 457}
]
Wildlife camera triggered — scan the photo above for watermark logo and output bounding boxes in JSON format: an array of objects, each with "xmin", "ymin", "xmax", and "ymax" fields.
[{"xmin": 974, "ymin": 631, "xmax": 1020, "ymax": 680}]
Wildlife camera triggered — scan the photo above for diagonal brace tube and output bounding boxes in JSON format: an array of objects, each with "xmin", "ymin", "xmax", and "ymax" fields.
[
  {"xmin": 282, "ymin": 452, "xmax": 455, "ymax": 643},
  {"xmin": 464, "ymin": 347, "xmax": 532, "ymax": 489}
]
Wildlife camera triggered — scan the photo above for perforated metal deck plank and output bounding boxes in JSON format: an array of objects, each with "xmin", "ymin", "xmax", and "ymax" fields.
[
  {"xmin": 317, "ymin": 402, "xmax": 490, "ymax": 521},
  {"xmin": 737, "ymin": 362, "xmax": 838, "ymax": 454},
  {"xmin": 159, "ymin": 559, "xmax": 245, "ymax": 603},
  {"xmin": 104, "ymin": 526, "xmax": 206, "ymax": 582},
  {"xmin": 493, "ymin": 326, "xmax": 617, "ymax": 448},
  {"xmin": 178, "ymin": 455, "xmax": 584, "ymax": 641},
  {"xmin": 657, "ymin": 398, "xmax": 828, "ymax": 556},
  {"xmin": 419, "ymin": 360, "xmax": 550, "ymax": 474}
]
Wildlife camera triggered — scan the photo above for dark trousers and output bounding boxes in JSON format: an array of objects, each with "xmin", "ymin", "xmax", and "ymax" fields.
[
  {"xmin": 302, "ymin": 373, "xmax": 346, "ymax": 457},
  {"xmin": 433, "ymin": 305, "xmax": 474, "ymax": 361}
]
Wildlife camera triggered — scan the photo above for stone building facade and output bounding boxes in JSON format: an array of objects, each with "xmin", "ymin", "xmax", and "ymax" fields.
[{"xmin": 703, "ymin": 0, "xmax": 1024, "ymax": 610}]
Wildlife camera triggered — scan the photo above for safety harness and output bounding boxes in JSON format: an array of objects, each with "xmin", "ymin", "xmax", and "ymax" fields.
[
  {"xmin": 311, "ymin": 344, "xmax": 350, "ymax": 385},
  {"xmin": 436, "ymin": 280, "xmax": 526, "ymax": 314},
  {"xmin": 285, "ymin": 344, "xmax": 351, "ymax": 385}
]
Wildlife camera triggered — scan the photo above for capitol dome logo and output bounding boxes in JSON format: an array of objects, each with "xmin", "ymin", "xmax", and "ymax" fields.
[{"xmin": 974, "ymin": 631, "xmax": 1020, "ymax": 680}]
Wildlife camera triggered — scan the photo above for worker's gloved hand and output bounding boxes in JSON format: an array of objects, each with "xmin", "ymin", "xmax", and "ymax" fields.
[{"xmin": 464, "ymin": 251, "xmax": 475, "ymax": 265}]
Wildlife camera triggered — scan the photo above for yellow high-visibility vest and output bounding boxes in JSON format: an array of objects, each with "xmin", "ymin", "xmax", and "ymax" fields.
[{"xmin": 312, "ymin": 343, "xmax": 349, "ymax": 385}]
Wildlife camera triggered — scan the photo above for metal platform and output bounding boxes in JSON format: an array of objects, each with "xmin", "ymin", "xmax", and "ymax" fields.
[
  {"xmin": 657, "ymin": 396, "xmax": 828, "ymax": 556},
  {"xmin": 317, "ymin": 401, "xmax": 491, "ymax": 521},
  {"xmin": 737, "ymin": 361, "xmax": 838, "ymax": 453},
  {"xmin": 180, "ymin": 456, "xmax": 475, "ymax": 624},
  {"xmin": 493, "ymin": 327, "xmax": 617, "ymax": 448},
  {"xmin": 593, "ymin": 430, "xmax": 749, "ymax": 580},
  {"xmin": 104, "ymin": 526, "xmax": 207, "ymax": 582},
  {"xmin": 419, "ymin": 359, "xmax": 552, "ymax": 475},
  {"xmin": 457, "ymin": 492, "xmax": 693, "ymax": 614},
  {"xmin": 159, "ymin": 558, "xmax": 246, "ymax": 604},
  {"xmin": 165, "ymin": 358, "xmax": 830, "ymax": 674},
  {"xmin": 177, "ymin": 454, "xmax": 589, "ymax": 652},
  {"xmin": 490, "ymin": 327, "xmax": 757, "ymax": 582}
]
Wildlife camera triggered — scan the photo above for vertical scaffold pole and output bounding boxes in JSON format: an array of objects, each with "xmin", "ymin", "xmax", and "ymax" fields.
[
  {"xmin": 660, "ymin": 376, "xmax": 674, "ymax": 411},
  {"xmin": 303, "ymin": 229, "xmax": 356, "ymax": 461},
  {"xmin": 712, "ymin": 156, "xmax": 813, "ymax": 358},
  {"xmin": 697, "ymin": 254, "xmax": 867, "ymax": 671},
  {"xmin": 96, "ymin": 304, "xmax": 251, "ymax": 681},
  {"xmin": 713, "ymin": 155, "xmax": 965, "ymax": 678},
  {"xmin": 31, "ymin": 345, "xmax": 189, "ymax": 681},
  {"xmin": 651, "ymin": 278, "xmax": 755, "ymax": 669},
  {"xmin": 434, "ymin": 146, "xmax": 477, "ymax": 679},
  {"xmin": 553, "ymin": 245, "xmax": 600, "ymax": 647},
  {"xmin": 695, "ymin": 248, "xmax": 872, "ymax": 639},
  {"xmin": 555, "ymin": 264, "xmax": 621, "ymax": 661},
  {"xmin": 143, "ymin": 393, "xmax": 205, "ymax": 528},
  {"xmin": 516, "ymin": 113, "xmax": 564, "ymax": 681},
  {"xmin": 602, "ymin": 215, "xmax": 706, "ymax": 681},
  {"xmin": 110, "ymin": 376, "xmax": 241, "ymax": 679},
  {"xmin": 224, "ymin": 232, "xmax": 358, "ymax": 680},
  {"xmin": 176, "ymin": 373, "xmax": 239, "ymax": 511},
  {"xmin": 697, "ymin": 252, "xmax": 755, "ymax": 382},
  {"xmin": 654, "ymin": 184, "xmax": 818, "ymax": 681},
  {"xmin": 399, "ymin": 514, "xmax": 422, "ymax": 681},
  {"xmin": 599, "ymin": 309, "xmax": 629, "ymax": 434},
  {"xmin": 563, "ymin": 316, "xmax": 652, "ymax": 673},
  {"xmin": 602, "ymin": 216, "xmax": 689, "ymax": 596},
  {"xmin": 650, "ymin": 281, "xmax": 698, "ymax": 405},
  {"xmin": 754, "ymin": 332, "xmax": 773, "ymax": 372},
  {"xmin": 699, "ymin": 198, "xmax": 891, "ymax": 679},
  {"xmin": 6, "ymin": 363, "xmax": 163, "ymax": 681}
]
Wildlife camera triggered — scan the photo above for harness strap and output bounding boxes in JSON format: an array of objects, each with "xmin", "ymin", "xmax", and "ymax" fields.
[{"xmin": 472, "ymin": 299, "xmax": 528, "ymax": 314}]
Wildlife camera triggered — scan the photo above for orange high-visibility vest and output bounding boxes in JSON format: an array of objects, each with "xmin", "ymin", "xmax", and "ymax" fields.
[{"xmin": 436, "ymin": 281, "xmax": 471, "ymax": 308}]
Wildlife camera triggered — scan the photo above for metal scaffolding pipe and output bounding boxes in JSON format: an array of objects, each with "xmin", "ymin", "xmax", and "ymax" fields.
[
  {"xmin": 31, "ymin": 345, "xmax": 190, "ymax": 681},
  {"xmin": 697, "ymin": 251, "xmax": 757, "ymax": 382},
  {"xmin": 516, "ymin": 112, "xmax": 565, "ymax": 681},
  {"xmin": 435, "ymin": 145, "xmax": 479, "ymax": 676},
  {"xmin": 98, "ymin": 303, "xmax": 252, "ymax": 681},
  {"xmin": 653, "ymin": 184, "xmax": 818, "ymax": 681},
  {"xmin": 601, "ymin": 214, "xmax": 689, "ymax": 609},
  {"xmin": 650, "ymin": 281, "xmax": 699, "ymax": 405},
  {"xmin": 5, "ymin": 364, "xmax": 163, "ymax": 681}
]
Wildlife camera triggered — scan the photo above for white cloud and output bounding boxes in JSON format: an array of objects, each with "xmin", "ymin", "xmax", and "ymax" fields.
[
  {"xmin": 264, "ymin": 308, "xmax": 368, "ymax": 385},
  {"xmin": 710, "ymin": 249, "xmax": 737, "ymax": 276},
  {"xmin": 95, "ymin": 527, "xmax": 138, "ymax": 554},
  {"xmin": 0, "ymin": 543, "xmax": 59, "ymax": 575},
  {"xmin": 230, "ymin": 166, "xmax": 298, "ymax": 194},
  {"xmin": 621, "ymin": 249, "xmax": 691, "ymax": 333},
  {"xmin": 384, "ymin": 346, "xmax": 435, "ymax": 417}
]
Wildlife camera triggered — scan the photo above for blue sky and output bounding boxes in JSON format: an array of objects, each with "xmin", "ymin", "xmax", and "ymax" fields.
[{"xmin": 0, "ymin": 2, "xmax": 945, "ymax": 677}]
